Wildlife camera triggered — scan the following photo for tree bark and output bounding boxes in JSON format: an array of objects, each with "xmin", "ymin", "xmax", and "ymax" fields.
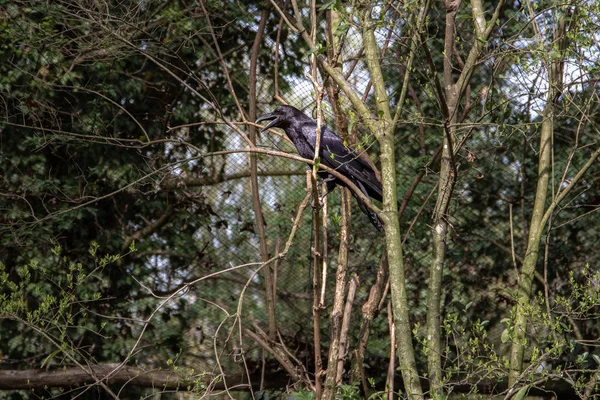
[
  {"xmin": 0, "ymin": 364, "xmax": 232, "ymax": 390},
  {"xmin": 508, "ymin": 11, "xmax": 565, "ymax": 385},
  {"xmin": 360, "ymin": 5, "xmax": 423, "ymax": 398},
  {"xmin": 323, "ymin": 189, "xmax": 352, "ymax": 400},
  {"xmin": 425, "ymin": 0, "xmax": 460, "ymax": 395}
]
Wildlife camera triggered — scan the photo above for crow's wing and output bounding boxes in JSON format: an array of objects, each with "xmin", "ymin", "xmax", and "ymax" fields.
[
  {"xmin": 295, "ymin": 121, "xmax": 383, "ymax": 201},
  {"xmin": 318, "ymin": 127, "xmax": 383, "ymax": 202},
  {"xmin": 293, "ymin": 121, "xmax": 384, "ymax": 231},
  {"xmin": 293, "ymin": 122, "xmax": 320, "ymax": 159}
]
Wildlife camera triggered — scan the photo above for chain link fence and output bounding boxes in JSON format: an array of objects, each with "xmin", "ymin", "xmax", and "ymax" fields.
[{"xmin": 172, "ymin": 18, "xmax": 538, "ymax": 369}]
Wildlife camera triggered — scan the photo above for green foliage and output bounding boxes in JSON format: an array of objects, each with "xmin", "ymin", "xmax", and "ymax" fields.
[
  {"xmin": 1, "ymin": 246, "xmax": 127, "ymax": 360},
  {"xmin": 287, "ymin": 389, "xmax": 316, "ymax": 400},
  {"xmin": 336, "ymin": 384, "xmax": 362, "ymax": 400},
  {"xmin": 1, "ymin": 0, "xmax": 600, "ymax": 398}
]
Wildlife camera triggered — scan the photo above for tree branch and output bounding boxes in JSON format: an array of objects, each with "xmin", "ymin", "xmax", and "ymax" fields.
[{"xmin": 248, "ymin": 4, "xmax": 277, "ymax": 340}]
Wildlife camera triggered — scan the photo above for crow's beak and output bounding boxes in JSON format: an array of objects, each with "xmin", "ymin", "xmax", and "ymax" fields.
[{"xmin": 256, "ymin": 112, "xmax": 279, "ymax": 133}]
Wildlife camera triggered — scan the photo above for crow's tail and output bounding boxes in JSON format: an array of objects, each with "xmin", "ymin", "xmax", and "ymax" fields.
[
  {"xmin": 356, "ymin": 197, "xmax": 384, "ymax": 231},
  {"xmin": 351, "ymin": 181, "xmax": 384, "ymax": 231}
]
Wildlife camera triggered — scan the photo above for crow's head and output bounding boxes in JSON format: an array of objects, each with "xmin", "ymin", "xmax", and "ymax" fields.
[{"xmin": 255, "ymin": 105, "xmax": 309, "ymax": 133}]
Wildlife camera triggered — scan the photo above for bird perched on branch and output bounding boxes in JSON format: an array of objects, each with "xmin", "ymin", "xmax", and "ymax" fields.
[{"xmin": 256, "ymin": 105, "xmax": 384, "ymax": 231}]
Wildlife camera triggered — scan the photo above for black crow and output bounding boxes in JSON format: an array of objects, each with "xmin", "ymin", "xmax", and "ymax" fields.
[{"xmin": 256, "ymin": 105, "xmax": 383, "ymax": 231}]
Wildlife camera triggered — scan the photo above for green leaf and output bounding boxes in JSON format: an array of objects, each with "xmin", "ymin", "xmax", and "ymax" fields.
[
  {"xmin": 347, "ymin": 111, "xmax": 355, "ymax": 136},
  {"xmin": 41, "ymin": 349, "xmax": 61, "ymax": 369},
  {"xmin": 306, "ymin": 45, "xmax": 327, "ymax": 56},
  {"xmin": 334, "ymin": 21, "xmax": 349, "ymax": 36},
  {"xmin": 514, "ymin": 385, "xmax": 530, "ymax": 400},
  {"xmin": 318, "ymin": 0, "xmax": 335, "ymax": 11},
  {"xmin": 501, "ymin": 329, "xmax": 510, "ymax": 343},
  {"xmin": 314, "ymin": 158, "xmax": 320, "ymax": 170}
]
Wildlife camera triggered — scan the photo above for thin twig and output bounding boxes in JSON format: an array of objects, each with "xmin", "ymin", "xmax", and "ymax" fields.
[
  {"xmin": 509, "ymin": 203, "xmax": 518, "ymax": 272},
  {"xmin": 248, "ymin": 5, "xmax": 277, "ymax": 340},
  {"xmin": 337, "ymin": 274, "xmax": 359, "ymax": 381}
]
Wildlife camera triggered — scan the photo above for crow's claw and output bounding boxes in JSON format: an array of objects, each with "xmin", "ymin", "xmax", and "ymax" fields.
[{"xmin": 311, "ymin": 198, "xmax": 325, "ymax": 210}]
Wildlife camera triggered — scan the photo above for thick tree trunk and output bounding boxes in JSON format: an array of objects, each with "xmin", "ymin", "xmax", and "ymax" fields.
[
  {"xmin": 362, "ymin": 12, "xmax": 423, "ymax": 397},
  {"xmin": 508, "ymin": 13, "xmax": 565, "ymax": 385},
  {"xmin": 508, "ymin": 88, "xmax": 554, "ymax": 385}
]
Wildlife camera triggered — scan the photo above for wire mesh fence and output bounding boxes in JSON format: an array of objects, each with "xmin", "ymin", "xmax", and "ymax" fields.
[{"xmin": 162, "ymin": 18, "xmax": 522, "ymax": 348}]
